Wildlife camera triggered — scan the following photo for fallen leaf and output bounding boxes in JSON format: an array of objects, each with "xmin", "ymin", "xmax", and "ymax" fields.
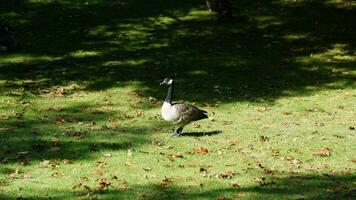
[
  {"xmin": 63, "ymin": 159, "xmax": 73, "ymax": 164},
  {"xmin": 236, "ymin": 192, "xmax": 245, "ymax": 198},
  {"xmin": 230, "ymin": 182, "xmax": 240, "ymax": 188},
  {"xmin": 109, "ymin": 118, "xmax": 118, "ymax": 126},
  {"xmin": 200, "ymin": 167, "xmax": 209, "ymax": 177},
  {"xmin": 148, "ymin": 96, "xmax": 157, "ymax": 104},
  {"xmin": 349, "ymin": 126, "xmax": 355, "ymax": 130},
  {"xmin": 118, "ymin": 184, "xmax": 128, "ymax": 190},
  {"xmin": 102, "ymin": 152, "xmax": 112, "ymax": 157},
  {"xmin": 55, "ymin": 115, "xmax": 65, "ymax": 124},
  {"xmin": 72, "ymin": 182, "xmax": 91, "ymax": 191},
  {"xmin": 41, "ymin": 160, "xmax": 58, "ymax": 168},
  {"xmin": 187, "ymin": 147, "xmax": 209, "ymax": 155},
  {"xmin": 193, "ymin": 124, "xmax": 201, "ymax": 128},
  {"xmin": 259, "ymin": 135, "xmax": 269, "ymax": 142},
  {"xmin": 175, "ymin": 153, "xmax": 184, "ymax": 158},
  {"xmin": 284, "ymin": 156, "xmax": 294, "ymax": 161},
  {"xmin": 143, "ymin": 167, "xmax": 152, "ymax": 172},
  {"xmin": 218, "ymin": 171, "xmax": 234, "ymax": 179},
  {"xmin": 97, "ymin": 179, "xmax": 111, "ymax": 191},
  {"xmin": 256, "ymin": 162, "xmax": 264, "ymax": 168},
  {"xmin": 313, "ymin": 147, "xmax": 332, "ymax": 157},
  {"xmin": 161, "ymin": 176, "xmax": 173, "ymax": 186},
  {"xmin": 152, "ymin": 140, "xmax": 165, "ymax": 146}
]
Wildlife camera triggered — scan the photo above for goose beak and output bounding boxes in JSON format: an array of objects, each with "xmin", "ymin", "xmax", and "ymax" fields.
[{"xmin": 159, "ymin": 81, "xmax": 164, "ymax": 85}]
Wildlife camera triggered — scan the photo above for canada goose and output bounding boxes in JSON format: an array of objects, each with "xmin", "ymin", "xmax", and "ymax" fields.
[
  {"xmin": 0, "ymin": 25, "xmax": 16, "ymax": 51},
  {"xmin": 206, "ymin": 0, "xmax": 238, "ymax": 21},
  {"xmin": 160, "ymin": 77, "xmax": 208, "ymax": 137}
]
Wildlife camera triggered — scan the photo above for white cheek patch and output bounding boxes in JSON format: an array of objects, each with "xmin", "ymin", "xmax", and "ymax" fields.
[{"xmin": 167, "ymin": 79, "xmax": 173, "ymax": 85}]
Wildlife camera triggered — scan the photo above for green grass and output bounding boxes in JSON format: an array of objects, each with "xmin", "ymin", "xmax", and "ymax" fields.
[{"xmin": 1, "ymin": 0, "xmax": 355, "ymax": 199}]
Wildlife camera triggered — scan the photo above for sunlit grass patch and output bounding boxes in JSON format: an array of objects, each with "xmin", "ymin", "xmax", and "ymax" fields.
[
  {"xmin": 0, "ymin": 55, "xmax": 59, "ymax": 65},
  {"xmin": 69, "ymin": 50, "xmax": 101, "ymax": 58}
]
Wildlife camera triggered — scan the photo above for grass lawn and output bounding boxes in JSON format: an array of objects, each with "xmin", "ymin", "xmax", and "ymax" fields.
[{"xmin": 0, "ymin": 0, "xmax": 355, "ymax": 199}]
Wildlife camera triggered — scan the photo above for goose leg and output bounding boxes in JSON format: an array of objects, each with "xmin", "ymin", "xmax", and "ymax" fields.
[{"xmin": 172, "ymin": 127, "xmax": 183, "ymax": 137}]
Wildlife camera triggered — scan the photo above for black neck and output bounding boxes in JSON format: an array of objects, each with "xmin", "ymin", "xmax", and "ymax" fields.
[{"xmin": 165, "ymin": 84, "xmax": 173, "ymax": 104}]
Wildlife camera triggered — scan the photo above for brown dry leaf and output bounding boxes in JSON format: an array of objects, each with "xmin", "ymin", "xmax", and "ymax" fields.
[
  {"xmin": 204, "ymin": 103, "xmax": 215, "ymax": 108},
  {"xmin": 200, "ymin": 167, "xmax": 209, "ymax": 177},
  {"xmin": 97, "ymin": 179, "xmax": 111, "ymax": 191},
  {"xmin": 236, "ymin": 192, "xmax": 245, "ymax": 198},
  {"xmin": 51, "ymin": 171, "xmax": 65, "ymax": 178},
  {"xmin": 63, "ymin": 159, "xmax": 73, "ymax": 164},
  {"xmin": 125, "ymin": 161, "xmax": 134, "ymax": 166},
  {"xmin": 122, "ymin": 113, "xmax": 134, "ymax": 120},
  {"xmin": 143, "ymin": 167, "xmax": 152, "ymax": 172},
  {"xmin": 161, "ymin": 176, "xmax": 173, "ymax": 186},
  {"xmin": 118, "ymin": 184, "xmax": 128, "ymax": 190},
  {"xmin": 7, "ymin": 168, "xmax": 20, "ymax": 179},
  {"xmin": 228, "ymin": 140, "xmax": 237, "ymax": 146},
  {"xmin": 282, "ymin": 111, "xmax": 292, "ymax": 115},
  {"xmin": 256, "ymin": 162, "xmax": 264, "ymax": 168},
  {"xmin": 148, "ymin": 96, "xmax": 157, "ymax": 104},
  {"xmin": 254, "ymin": 177, "xmax": 266, "ymax": 185},
  {"xmin": 51, "ymin": 138, "xmax": 60, "ymax": 145},
  {"xmin": 41, "ymin": 160, "xmax": 58, "ymax": 168},
  {"xmin": 222, "ymin": 120, "xmax": 233, "ymax": 125},
  {"xmin": 193, "ymin": 124, "xmax": 201, "ymax": 128},
  {"xmin": 109, "ymin": 118, "xmax": 118, "ymax": 126},
  {"xmin": 152, "ymin": 140, "xmax": 165, "ymax": 146},
  {"xmin": 55, "ymin": 115, "xmax": 65, "ymax": 124},
  {"xmin": 19, "ymin": 157, "xmax": 29, "ymax": 166},
  {"xmin": 259, "ymin": 135, "xmax": 269, "ymax": 142},
  {"xmin": 313, "ymin": 147, "xmax": 332, "ymax": 157},
  {"xmin": 187, "ymin": 147, "xmax": 209, "ymax": 155},
  {"xmin": 72, "ymin": 182, "xmax": 91, "ymax": 191},
  {"xmin": 218, "ymin": 171, "xmax": 234, "ymax": 179},
  {"xmin": 284, "ymin": 156, "xmax": 294, "ymax": 161},
  {"xmin": 270, "ymin": 149, "xmax": 279, "ymax": 157},
  {"xmin": 175, "ymin": 153, "xmax": 184, "ymax": 158},
  {"xmin": 230, "ymin": 182, "xmax": 240, "ymax": 188},
  {"xmin": 102, "ymin": 152, "xmax": 112, "ymax": 157},
  {"xmin": 257, "ymin": 106, "xmax": 270, "ymax": 112}
]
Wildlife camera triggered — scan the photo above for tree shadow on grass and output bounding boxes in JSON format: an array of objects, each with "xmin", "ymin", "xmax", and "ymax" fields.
[
  {"xmin": 0, "ymin": 0, "xmax": 355, "ymax": 105},
  {"xmin": 0, "ymin": 173, "xmax": 354, "ymax": 199},
  {"xmin": 181, "ymin": 130, "xmax": 222, "ymax": 137},
  {"xmin": 0, "ymin": 102, "xmax": 164, "ymax": 164}
]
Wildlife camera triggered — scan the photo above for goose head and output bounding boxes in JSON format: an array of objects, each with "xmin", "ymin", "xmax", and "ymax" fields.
[{"xmin": 160, "ymin": 77, "xmax": 174, "ymax": 86}]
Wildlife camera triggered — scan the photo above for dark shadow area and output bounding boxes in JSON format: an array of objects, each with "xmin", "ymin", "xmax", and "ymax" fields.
[
  {"xmin": 0, "ymin": 173, "xmax": 354, "ymax": 199},
  {"xmin": 181, "ymin": 130, "xmax": 222, "ymax": 137},
  {"xmin": 0, "ymin": 102, "xmax": 164, "ymax": 164},
  {"xmin": 0, "ymin": 0, "xmax": 354, "ymax": 104}
]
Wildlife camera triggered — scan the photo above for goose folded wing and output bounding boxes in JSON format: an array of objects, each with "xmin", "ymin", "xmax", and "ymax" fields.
[{"xmin": 173, "ymin": 104, "xmax": 208, "ymax": 122}]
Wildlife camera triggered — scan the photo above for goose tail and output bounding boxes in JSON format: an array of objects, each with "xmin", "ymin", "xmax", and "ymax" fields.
[{"xmin": 200, "ymin": 109, "xmax": 208, "ymax": 119}]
